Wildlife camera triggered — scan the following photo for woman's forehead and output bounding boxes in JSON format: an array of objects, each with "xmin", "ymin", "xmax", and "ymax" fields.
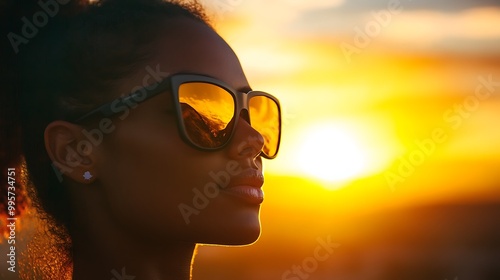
[
  {"xmin": 110, "ymin": 17, "xmax": 250, "ymax": 104},
  {"xmin": 153, "ymin": 18, "xmax": 249, "ymax": 89}
]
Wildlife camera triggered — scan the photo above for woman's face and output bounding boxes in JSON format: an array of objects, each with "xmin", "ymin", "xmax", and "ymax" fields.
[{"xmin": 94, "ymin": 18, "xmax": 265, "ymax": 245}]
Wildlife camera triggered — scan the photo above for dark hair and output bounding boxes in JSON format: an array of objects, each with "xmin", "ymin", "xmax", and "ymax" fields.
[{"xmin": 0, "ymin": 0, "xmax": 210, "ymax": 277}]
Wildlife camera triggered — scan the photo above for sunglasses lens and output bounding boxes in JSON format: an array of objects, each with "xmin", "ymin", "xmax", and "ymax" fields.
[
  {"xmin": 249, "ymin": 95, "xmax": 281, "ymax": 158},
  {"xmin": 178, "ymin": 82, "xmax": 235, "ymax": 148}
]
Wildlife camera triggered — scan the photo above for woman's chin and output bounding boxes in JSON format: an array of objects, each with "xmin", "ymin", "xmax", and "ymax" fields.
[
  {"xmin": 224, "ymin": 227, "xmax": 261, "ymax": 246},
  {"xmin": 195, "ymin": 223, "xmax": 262, "ymax": 246}
]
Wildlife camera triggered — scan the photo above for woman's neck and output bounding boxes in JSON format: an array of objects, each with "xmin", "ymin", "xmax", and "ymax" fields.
[
  {"xmin": 71, "ymin": 235, "xmax": 196, "ymax": 280},
  {"xmin": 68, "ymin": 189, "xmax": 196, "ymax": 280}
]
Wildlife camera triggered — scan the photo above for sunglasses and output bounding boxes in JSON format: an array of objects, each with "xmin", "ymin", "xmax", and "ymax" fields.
[{"xmin": 71, "ymin": 73, "xmax": 281, "ymax": 159}]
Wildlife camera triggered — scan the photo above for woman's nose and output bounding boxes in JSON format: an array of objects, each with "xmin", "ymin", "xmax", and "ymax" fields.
[{"xmin": 227, "ymin": 111, "xmax": 265, "ymax": 161}]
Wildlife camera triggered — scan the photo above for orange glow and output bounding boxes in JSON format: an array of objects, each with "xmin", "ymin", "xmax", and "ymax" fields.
[
  {"xmin": 193, "ymin": 2, "xmax": 500, "ymax": 279},
  {"xmin": 1, "ymin": 2, "xmax": 499, "ymax": 279},
  {"xmin": 199, "ymin": 1, "xmax": 500, "ymax": 215}
]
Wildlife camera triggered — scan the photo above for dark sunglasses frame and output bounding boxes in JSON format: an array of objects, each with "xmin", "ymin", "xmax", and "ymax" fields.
[{"xmin": 71, "ymin": 73, "xmax": 281, "ymax": 159}]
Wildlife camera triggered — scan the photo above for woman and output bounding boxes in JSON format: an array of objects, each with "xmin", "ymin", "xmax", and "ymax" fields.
[{"xmin": 0, "ymin": 0, "xmax": 281, "ymax": 279}]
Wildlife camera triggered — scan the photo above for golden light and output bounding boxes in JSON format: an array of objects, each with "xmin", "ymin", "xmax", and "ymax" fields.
[{"xmin": 296, "ymin": 123, "xmax": 370, "ymax": 188}]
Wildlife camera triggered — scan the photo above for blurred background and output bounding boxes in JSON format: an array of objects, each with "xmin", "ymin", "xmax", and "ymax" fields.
[
  {"xmin": 194, "ymin": 0, "xmax": 500, "ymax": 279},
  {"xmin": 1, "ymin": 1, "xmax": 499, "ymax": 279}
]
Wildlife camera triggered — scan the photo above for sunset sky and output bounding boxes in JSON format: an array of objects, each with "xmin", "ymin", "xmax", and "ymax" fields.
[
  {"xmin": 1, "ymin": 1, "xmax": 498, "ymax": 279},
  {"xmin": 192, "ymin": 2, "xmax": 500, "ymax": 278},
  {"xmin": 201, "ymin": 0, "xmax": 500, "ymax": 191}
]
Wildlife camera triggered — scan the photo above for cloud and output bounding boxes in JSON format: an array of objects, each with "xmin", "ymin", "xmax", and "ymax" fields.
[
  {"xmin": 330, "ymin": 0, "xmax": 500, "ymax": 13},
  {"xmin": 212, "ymin": 0, "xmax": 500, "ymax": 68},
  {"xmin": 370, "ymin": 7, "xmax": 500, "ymax": 53},
  {"xmin": 288, "ymin": 6, "xmax": 500, "ymax": 53},
  {"xmin": 385, "ymin": 8, "xmax": 500, "ymax": 41},
  {"xmin": 203, "ymin": 0, "xmax": 345, "ymax": 27}
]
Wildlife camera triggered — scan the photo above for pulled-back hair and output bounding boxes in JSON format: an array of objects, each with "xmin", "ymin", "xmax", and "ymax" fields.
[{"xmin": 0, "ymin": 0, "xmax": 209, "ymax": 278}]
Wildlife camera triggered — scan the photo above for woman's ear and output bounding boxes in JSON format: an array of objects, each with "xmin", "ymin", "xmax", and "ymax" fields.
[{"xmin": 44, "ymin": 120, "xmax": 99, "ymax": 184}]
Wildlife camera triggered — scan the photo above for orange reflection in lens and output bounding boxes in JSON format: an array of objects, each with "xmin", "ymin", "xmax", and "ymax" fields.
[
  {"xmin": 249, "ymin": 95, "xmax": 281, "ymax": 157},
  {"xmin": 179, "ymin": 82, "xmax": 235, "ymax": 148}
]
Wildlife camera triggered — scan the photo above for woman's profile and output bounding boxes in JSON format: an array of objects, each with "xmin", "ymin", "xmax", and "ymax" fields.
[{"xmin": 0, "ymin": 0, "xmax": 281, "ymax": 279}]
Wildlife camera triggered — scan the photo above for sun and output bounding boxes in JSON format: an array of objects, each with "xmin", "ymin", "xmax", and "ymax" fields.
[{"xmin": 297, "ymin": 123, "xmax": 370, "ymax": 187}]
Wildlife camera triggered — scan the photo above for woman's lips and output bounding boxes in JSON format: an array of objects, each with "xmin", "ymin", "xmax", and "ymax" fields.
[
  {"xmin": 221, "ymin": 185, "xmax": 264, "ymax": 204},
  {"xmin": 220, "ymin": 169, "xmax": 264, "ymax": 204}
]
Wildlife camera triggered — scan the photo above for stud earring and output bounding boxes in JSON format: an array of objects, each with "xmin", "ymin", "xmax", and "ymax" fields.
[{"xmin": 83, "ymin": 171, "xmax": 93, "ymax": 181}]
